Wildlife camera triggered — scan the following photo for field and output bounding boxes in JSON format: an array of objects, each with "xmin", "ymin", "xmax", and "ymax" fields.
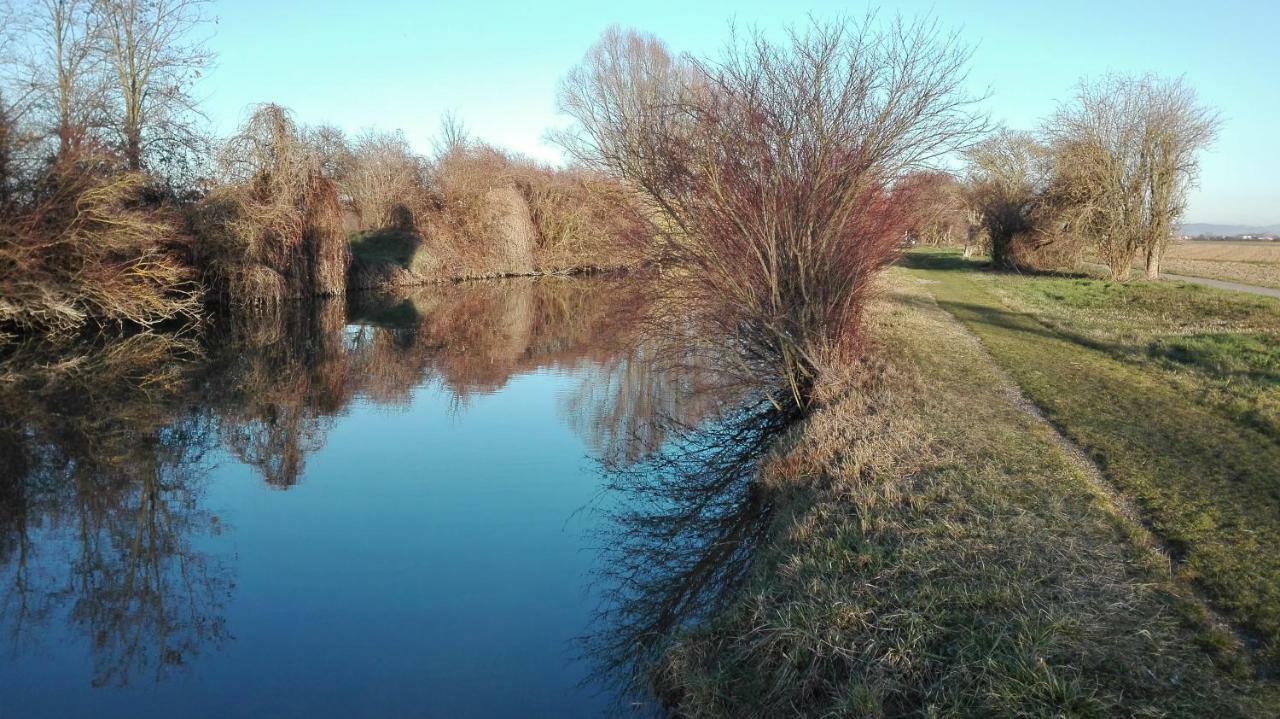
[
  {"xmin": 1163, "ymin": 240, "xmax": 1280, "ymax": 289},
  {"xmin": 656, "ymin": 261, "xmax": 1278, "ymax": 716}
]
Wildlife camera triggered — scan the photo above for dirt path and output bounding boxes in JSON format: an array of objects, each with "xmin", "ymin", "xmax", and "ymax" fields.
[
  {"xmin": 1082, "ymin": 261, "xmax": 1280, "ymax": 299},
  {"xmin": 912, "ymin": 271, "xmax": 1273, "ymax": 678}
]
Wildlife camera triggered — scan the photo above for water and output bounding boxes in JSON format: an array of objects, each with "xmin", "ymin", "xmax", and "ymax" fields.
[{"xmin": 0, "ymin": 276, "xmax": 759, "ymax": 718}]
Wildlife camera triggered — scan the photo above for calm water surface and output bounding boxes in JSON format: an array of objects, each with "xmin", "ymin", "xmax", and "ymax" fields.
[{"xmin": 0, "ymin": 277, "xmax": 758, "ymax": 718}]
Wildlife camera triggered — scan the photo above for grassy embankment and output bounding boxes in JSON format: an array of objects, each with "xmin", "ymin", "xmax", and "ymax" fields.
[
  {"xmin": 901, "ymin": 249, "xmax": 1280, "ymax": 668},
  {"xmin": 657, "ymin": 268, "xmax": 1274, "ymax": 717}
]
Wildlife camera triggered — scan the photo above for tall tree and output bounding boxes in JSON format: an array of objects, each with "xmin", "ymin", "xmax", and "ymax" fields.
[
  {"xmin": 94, "ymin": 0, "xmax": 211, "ymax": 171},
  {"xmin": 20, "ymin": 0, "xmax": 104, "ymax": 158}
]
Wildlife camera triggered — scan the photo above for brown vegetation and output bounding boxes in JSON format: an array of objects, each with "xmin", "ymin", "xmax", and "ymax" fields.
[
  {"xmin": 188, "ymin": 104, "xmax": 349, "ymax": 304},
  {"xmin": 894, "ymin": 171, "xmax": 969, "ymax": 248},
  {"xmin": 0, "ymin": 159, "xmax": 201, "ymax": 340},
  {"xmin": 427, "ymin": 144, "xmax": 649, "ymax": 278},
  {"xmin": 964, "ymin": 130, "xmax": 1084, "ymax": 270},
  {"xmin": 1159, "ymin": 241, "xmax": 1280, "ymax": 289},
  {"xmin": 556, "ymin": 19, "xmax": 986, "ymax": 411},
  {"xmin": 961, "ymin": 76, "xmax": 1219, "ymax": 280},
  {"xmin": 1049, "ymin": 75, "xmax": 1219, "ymax": 281},
  {"xmin": 649, "ymin": 273, "xmax": 1271, "ymax": 716},
  {"xmin": 348, "ymin": 142, "xmax": 651, "ymax": 288}
]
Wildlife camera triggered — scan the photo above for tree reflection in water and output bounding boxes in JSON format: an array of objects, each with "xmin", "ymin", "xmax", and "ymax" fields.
[
  {"xmin": 0, "ymin": 273, "xmax": 674, "ymax": 693},
  {"xmin": 576, "ymin": 342, "xmax": 802, "ymax": 708},
  {"xmin": 0, "ymin": 334, "xmax": 229, "ymax": 687}
]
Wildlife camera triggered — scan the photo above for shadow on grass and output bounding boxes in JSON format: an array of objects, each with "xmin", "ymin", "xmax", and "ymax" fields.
[
  {"xmin": 898, "ymin": 249, "xmax": 1100, "ymax": 282},
  {"xmin": 932, "ymin": 295, "xmax": 1128, "ymax": 359},
  {"xmin": 896, "ymin": 249, "xmax": 983, "ymax": 272}
]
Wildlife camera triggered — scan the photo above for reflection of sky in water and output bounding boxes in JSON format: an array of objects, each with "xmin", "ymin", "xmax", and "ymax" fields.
[
  {"xmin": 0, "ymin": 277, "xmax": 705, "ymax": 719},
  {"xmin": 3, "ymin": 367, "xmax": 619, "ymax": 718}
]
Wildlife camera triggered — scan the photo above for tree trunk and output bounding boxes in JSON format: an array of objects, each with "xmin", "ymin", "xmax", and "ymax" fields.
[
  {"xmin": 1110, "ymin": 250, "xmax": 1135, "ymax": 282},
  {"xmin": 1145, "ymin": 245, "xmax": 1162, "ymax": 280},
  {"xmin": 125, "ymin": 129, "xmax": 141, "ymax": 171}
]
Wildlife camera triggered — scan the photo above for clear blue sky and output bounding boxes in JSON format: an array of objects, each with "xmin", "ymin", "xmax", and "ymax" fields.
[{"xmin": 200, "ymin": 0, "xmax": 1278, "ymax": 225}]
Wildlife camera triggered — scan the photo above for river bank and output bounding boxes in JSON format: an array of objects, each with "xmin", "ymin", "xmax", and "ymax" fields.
[{"xmin": 650, "ymin": 268, "xmax": 1276, "ymax": 716}]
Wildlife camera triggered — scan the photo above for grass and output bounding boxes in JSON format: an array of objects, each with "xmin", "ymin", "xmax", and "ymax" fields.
[
  {"xmin": 655, "ymin": 269, "xmax": 1273, "ymax": 716},
  {"xmin": 905, "ymin": 248, "xmax": 1280, "ymax": 668}
]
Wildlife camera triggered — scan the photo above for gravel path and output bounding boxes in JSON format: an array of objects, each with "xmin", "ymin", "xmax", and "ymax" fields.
[{"xmin": 1162, "ymin": 271, "xmax": 1280, "ymax": 300}]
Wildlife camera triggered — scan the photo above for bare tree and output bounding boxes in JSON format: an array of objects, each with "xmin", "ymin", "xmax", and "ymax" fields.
[
  {"xmin": 1048, "ymin": 74, "xmax": 1218, "ymax": 280},
  {"xmin": 0, "ymin": 1, "xmax": 40, "ymax": 200},
  {"xmin": 19, "ymin": 0, "xmax": 105, "ymax": 158},
  {"xmin": 0, "ymin": 92, "xmax": 18, "ymax": 207},
  {"xmin": 556, "ymin": 17, "xmax": 986, "ymax": 411},
  {"xmin": 302, "ymin": 123, "xmax": 352, "ymax": 182},
  {"xmin": 1137, "ymin": 78, "xmax": 1219, "ymax": 278},
  {"xmin": 94, "ymin": 0, "xmax": 212, "ymax": 171},
  {"xmin": 965, "ymin": 131, "xmax": 1050, "ymax": 269},
  {"xmin": 433, "ymin": 109, "xmax": 470, "ymax": 161}
]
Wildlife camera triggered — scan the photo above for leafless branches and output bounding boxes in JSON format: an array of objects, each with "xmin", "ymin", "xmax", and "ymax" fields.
[
  {"xmin": 557, "ymin": 16, "xmax": 986, "ymax": 410},
  {"xmin": 345, "ymin": 129, "xmax": 427, "ymax": 231},
  {"xmin": 95, "ymin": 0, "xmax": 213, "ymax": 172},
  {"xmin": 1046, "ymin": 74, "xmax": 1220, "ymax": 280},
  {"xmin": 965, "ymin": 130, "xmax": 1053, "ymax": 268}
]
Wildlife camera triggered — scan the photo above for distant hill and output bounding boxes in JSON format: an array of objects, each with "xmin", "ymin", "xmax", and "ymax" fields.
[{"xmin": 1181, "ymin": 223, "xmax": 1280, "ymax": 237}]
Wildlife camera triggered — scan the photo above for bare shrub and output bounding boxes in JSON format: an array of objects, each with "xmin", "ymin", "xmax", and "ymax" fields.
[
  {"xmin": 0, "ymin": 159, "xmax": 201, "ymax": 339},
  {"xmin": 343, "ymin": 129, "xmax": 428, "ymax": 231},
  {"xmin": 514, "ymin": 165, "xmax": 650, "ymax": 271},
  {"xmin": 301, "ymin": 173, "xmax": 348, "ymax": 296},
  {"xmin": 189, "ymin": 104, "xmax": 348, "ymax": 303},
  {"xmin": 481, "ymin": 184, "xmax": 536, "ymax": 275},
  {"xmin": 556, "ymin": 18, "xmax": 986, "ymax": 410},
  {"xmin": 965, "ymin": 130, "xmax": 1050, "ymax": 269},
  {"xmin": 1048, "ymin": 74, "xmax": 1219, "ymax": 280},
  {"xmin": 894, "ymin": 171, "xmax": 969, "ymax": 247},
  {"xmin": 424, "ymin": 143, "xmax": 520, "ymax": 276},
  {"xmin": 423, "ymin": 143, "xmax": 647, "ymax": 278}
]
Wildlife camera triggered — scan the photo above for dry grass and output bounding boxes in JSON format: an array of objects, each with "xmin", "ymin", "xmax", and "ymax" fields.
[
  {"xmin": 0, "ymin": 166, "xmax": 202, "ymax": 342},
  {"xmin": 652, "ymin": 271, "xmax": 1272, "ymax": 717},
  {"xmin": 1161, "ymin": 241, "xmax": 1280, "ymax": 289},
  {"xmin": 189, "ymin": 105, "xmax": 350, "ymax": 304},
  {"xmin": 1169, "ymin": 241, "xmax": 1280, "ymax": 263}
]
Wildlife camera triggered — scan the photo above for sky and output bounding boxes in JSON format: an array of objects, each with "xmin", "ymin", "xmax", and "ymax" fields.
[{"xmin": 198, "ymin": 0, "xmax": 1279, "ymax": 226}]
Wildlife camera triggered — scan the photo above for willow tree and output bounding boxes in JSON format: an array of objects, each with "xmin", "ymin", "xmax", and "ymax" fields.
[
  {"xmin": 965, "ymin": 131, "xmax": 1049, "ymax": 269},
  {"xmin": 1048, "ymin": 75, "xmax": 1218, "ymax": 280},
  {"xmin": 555, "ymin": 17, "xmax": 986, "ymax": 412}
]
